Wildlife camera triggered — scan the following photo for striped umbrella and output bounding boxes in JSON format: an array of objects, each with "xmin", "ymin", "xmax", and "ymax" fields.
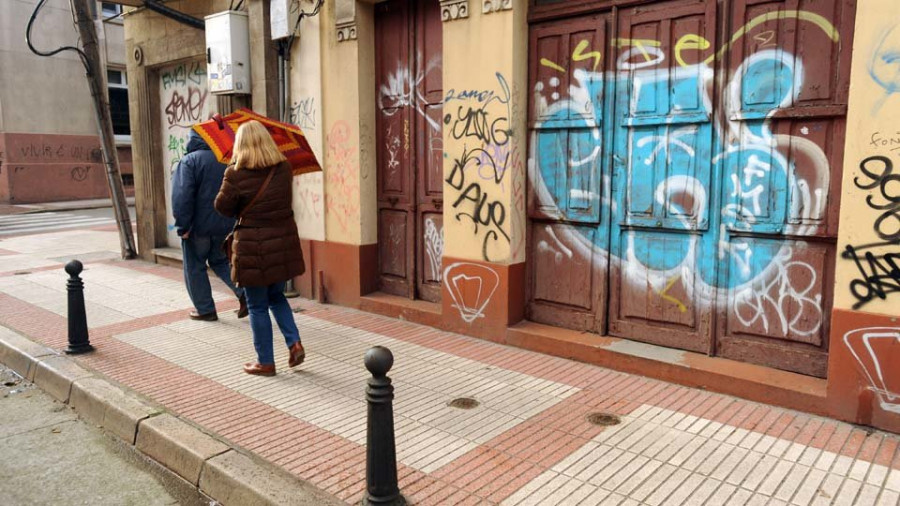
[{"xmin": 192, "ymin": 108, "xmax": 321, "ymax": 175}]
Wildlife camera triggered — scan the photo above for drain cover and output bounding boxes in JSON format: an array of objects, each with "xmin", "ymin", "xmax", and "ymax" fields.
[
  {"xmin": 13, "ymin": 271, "xmax": 31, "ymax": 275},
  {"xmin": 586, "ymin": 412, "xmax": 621, "ymax": 426},
  {"xmin": 448, "ymin": 397, "xmax": 479, "ymax": 410}
]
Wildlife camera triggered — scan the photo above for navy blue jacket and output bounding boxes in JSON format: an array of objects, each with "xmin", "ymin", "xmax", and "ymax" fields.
[{"xmin": 171, "ymin": 131, "xmax": 236, "ymax": 237}]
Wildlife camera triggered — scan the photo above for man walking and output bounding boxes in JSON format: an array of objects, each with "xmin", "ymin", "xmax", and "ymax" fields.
[{"xmin": 172, "ymin": 130, "xmax": 248, "ymax": 321}]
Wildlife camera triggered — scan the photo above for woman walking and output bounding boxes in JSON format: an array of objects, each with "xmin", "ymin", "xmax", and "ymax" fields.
[{"xmin": 215, "ymin": 120, "xmax": 306, "ymax": 376}]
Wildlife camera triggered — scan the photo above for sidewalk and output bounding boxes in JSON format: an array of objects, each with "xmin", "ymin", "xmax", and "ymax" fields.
[
  {"xmin": 0, "ymin": 197, "xmax": 135, "ymax": 216},
  {"xmin": 0, "ymin": 228, "xmax": 899, "ymax": 505}
]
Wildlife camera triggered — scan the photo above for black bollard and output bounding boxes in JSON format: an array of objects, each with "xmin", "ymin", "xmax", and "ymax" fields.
[
  {"xmin": 363, "ymin": 346, "xmax": 405, "ymax": 506},
  {"xmin": 64, "ymin": 260, "xmax": 93, "ymax": 355}
]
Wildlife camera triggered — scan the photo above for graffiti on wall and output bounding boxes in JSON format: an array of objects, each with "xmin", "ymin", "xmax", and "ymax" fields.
[
  {"xmin": 443, "ymin": 262, "xmax": 500, "ymax": 323},
  {"xmin": 290, "ymin": 97, "xmax": 317, "ymax": 131},
  {"xmin": 869, "ymin": 23, "xmax": 900, "ymax": 114},
  {"xmin": 424, "ymin": 217, "xmax": 444, "ymax": 282},
  {"xmin": 379, "ymin": 55, "xmax": 442, "ymax": 132},
  {"xmin": 160, "ymin": 61, "xmax": 211, "ymax": 246},
  {"xmin": 844, "ymin": 327, "xmax": 900, "ymax": 414},
  {"xmin": 842, "ymin": 155, "xmax": 900, "ymax": 309},
  {"xmin": 530, "ymin": 13, "xmax": 840, "ymax": 337},
  {"xmin": 445, "ymin": 72, "xmax": 516, "ymax": 262},
  {"xmin": 326, "ymin": 121, "xmax": 360, "ymax": 235}
]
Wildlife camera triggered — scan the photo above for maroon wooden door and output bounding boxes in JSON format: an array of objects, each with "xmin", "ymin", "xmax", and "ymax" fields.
[
  {"xmin": 711, "ymin": 0, "xmax": 854, "ymax": 378},
  {"xmin": 527, "ymin": 0, "xmax": 854, "ymax": 377},
  {"xmin": 375, "ymin": 0, "xmax": 444, "ymax": 302},
  {"xmin": 606, "ymin": 0, "xmax": 719, "ymax": 354},
  {"xmin": 528, "ymin": 14, "xmax": 613, "ymax": 334}
]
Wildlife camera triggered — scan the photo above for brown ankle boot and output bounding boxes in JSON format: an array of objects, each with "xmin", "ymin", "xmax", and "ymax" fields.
[
  {"xmin": 243, "ymin": 363, "xmax": 276, "ymax": 376},
  {"xmin": 288, "ymin": 341, "xmax": 305, "ymax": 368}
]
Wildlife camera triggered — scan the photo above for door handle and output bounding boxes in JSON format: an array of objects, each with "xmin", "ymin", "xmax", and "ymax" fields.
[
  {"xmin": 432, "ymin": 198, "xmax": 442, "ymax": 210},
  {"xmin": 387, "ymin": 196, "xmax": 399, "ymax": 207}
]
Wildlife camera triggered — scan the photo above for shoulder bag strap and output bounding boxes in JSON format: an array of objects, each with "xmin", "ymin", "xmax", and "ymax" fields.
[{"xmin": 237, "ymin": 166, "xmax": 276, "ymax": 223}]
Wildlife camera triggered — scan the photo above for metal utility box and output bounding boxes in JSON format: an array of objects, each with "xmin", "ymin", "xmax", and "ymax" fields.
[
  {"xmin": 205, "ymin": 11, "xmax": 250, "ymax": 94},
  {"xmin": 270, "ymin": 0, "xmax": 300, "ymax": 40}
]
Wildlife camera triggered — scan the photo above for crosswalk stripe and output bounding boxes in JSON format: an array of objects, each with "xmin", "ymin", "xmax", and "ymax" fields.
[
  {"xmin": 0, "ymin": 217, "xmax": 112, "ymax": 231},
  {"xmin": 0, "ymin": 212, "xmax": 66, "ymax": 225},
  {"xmin": 0, "ymin": 216, "xmax": 115, "ymax": 235}
]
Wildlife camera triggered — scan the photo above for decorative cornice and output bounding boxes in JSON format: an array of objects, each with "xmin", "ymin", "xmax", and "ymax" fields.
[
  {"xmin": 336, "ymin": 23, "xmax": 357, "ymax": 42},
  {"xmin": 440, "ymin": 0, "xmax": 469, "ymax": 22},
  {"xmin": 482, "ymin": 0, "xmax": 512, "ymax": 14},
  {"xmin": 335, "ymin": 0, "xmax": 357, "ymax": 42}
]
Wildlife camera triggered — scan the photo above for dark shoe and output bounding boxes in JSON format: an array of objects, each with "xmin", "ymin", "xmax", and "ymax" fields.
[
  {"xmin": 236, "ymin": 295, "xmax": 248, "ymax": 319},
  {"xmin": 243, "ymin": 363, "xmax": 276, "ymax": 376},
  {"xmin": 189, "ymin": 311, "xmax": 218, "ymax": 321},
  {"xmin": 288, "ymin": 341, "xmax": 306, "ymax": 368}
]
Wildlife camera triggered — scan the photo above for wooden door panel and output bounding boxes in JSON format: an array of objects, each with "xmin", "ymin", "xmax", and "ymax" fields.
[
  {"xmin": 376, "ymin": 0, "xmax": 415, "ymax": 296},
  {"xmin": 608, "ymin": 0, "xmax": 717, "ymax": 351},
  {"xmin": 714, "ymin": 0, "xmax": 853, "ymax": 376},
  {"xmin": 417, "ymin": 211, "xmax": 443, "ymax": 302},
  {"xmin": 378, "ymin": 207, "xmax": 413, "ymax": 296},
  {"xmin": 528, "ymin": 14, "xmax": 612, "ymax": 333},
  {"xmin": 529, "ymin": 222, "xmax": 605, "ymax": 332},
  {"xmin": 377, "ymin": 0, "xmax": 443, "ymax": 301}
]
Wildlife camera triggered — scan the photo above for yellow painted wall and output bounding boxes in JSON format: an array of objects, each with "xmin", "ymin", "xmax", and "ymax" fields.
[
  {"xmin": 442, "ymin": 1, "xmax": 528, "ymax": 265},
  {"xmin": 289, "ymin": 4, "xmax": 326, "ymax": 241},
  {"xmin": 833, "ymin": 0, "xmax": 900, "ymax": 316},
  {"xmin": 320, "ymin": 0, "xmax": 377, "ymax": 246}
]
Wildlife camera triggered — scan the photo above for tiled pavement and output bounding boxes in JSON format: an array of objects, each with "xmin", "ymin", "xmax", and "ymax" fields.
[{"xmin": 0, "ymin": 229, "xmax": 899, "ymax": 505}]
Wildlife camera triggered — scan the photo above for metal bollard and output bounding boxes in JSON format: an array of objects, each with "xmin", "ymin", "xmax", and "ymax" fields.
[
  {"xmin": 363, "ymin": 346, "xmax": 405, "ymax": 505},
  {"xmin": 64, "ymin": 260, "xmax": 93, "ymax": 355}
]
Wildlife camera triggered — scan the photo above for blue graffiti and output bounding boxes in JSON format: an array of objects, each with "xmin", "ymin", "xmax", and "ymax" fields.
[{"xmin": 532, "ymin": 50, "xmax": 829, "ymax": 295}]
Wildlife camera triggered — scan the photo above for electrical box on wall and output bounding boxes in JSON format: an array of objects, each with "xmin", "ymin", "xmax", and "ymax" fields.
[
  {"xmin": 205, "ymin": 11, "xmax": 251, "ymax": 94},
  {"xmin": 270, "ymin": 0, "xmax": 300, "ymax": 40}
]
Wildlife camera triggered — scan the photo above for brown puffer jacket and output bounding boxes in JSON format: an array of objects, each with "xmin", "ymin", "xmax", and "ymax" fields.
[{"xmin": 214, "ymin": 160, "xmax": 305, "ymax": 287}]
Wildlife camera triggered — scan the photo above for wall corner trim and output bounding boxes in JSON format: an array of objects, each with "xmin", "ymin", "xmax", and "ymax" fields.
[{"xmin": 440, "ymin": 0, "xmax": 470, "ymax": 21}]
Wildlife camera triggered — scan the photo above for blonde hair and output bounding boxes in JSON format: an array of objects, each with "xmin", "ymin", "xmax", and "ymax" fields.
[{"xmin": 233, "ymin": 120, "xmax": 287, "ymax": 170}]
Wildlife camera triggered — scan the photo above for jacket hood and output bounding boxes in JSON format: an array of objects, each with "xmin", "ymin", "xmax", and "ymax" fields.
[{"xmin": 186, "ymin": 129, "xmax": 211, "ymax": 154}]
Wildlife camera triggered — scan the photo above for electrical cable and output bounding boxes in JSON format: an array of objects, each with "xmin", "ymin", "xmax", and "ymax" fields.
[
  {"xmin": 26, "ymin": 0, "xmax": 89, "ymax": 70},
  {"xmin": 285, "ymin": 0, "xmax": 323, "ymax": 54}
]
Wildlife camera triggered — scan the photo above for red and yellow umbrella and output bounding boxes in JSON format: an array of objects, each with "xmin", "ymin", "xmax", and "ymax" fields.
[{"xmin": 192, "ymin": 108, "xmax": 322, "ymax": 176}]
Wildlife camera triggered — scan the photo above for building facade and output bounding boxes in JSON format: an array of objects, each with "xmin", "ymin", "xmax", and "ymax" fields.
[
  {"xmin": 0, "ymin": 1, "xmax": 134, "ymax": 204},
  {"xmin": 123, "ymin": 0, "xmax": 900, "ymax": 433}
]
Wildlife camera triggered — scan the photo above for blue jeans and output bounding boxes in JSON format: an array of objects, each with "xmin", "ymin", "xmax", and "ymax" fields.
[
  {"xmin": 245, "ymin": 281, "xmax": 301, "ymax": 365},
  {"xmin": 182, "ymin": 235, "xmax": 242, "ymax": 314}
]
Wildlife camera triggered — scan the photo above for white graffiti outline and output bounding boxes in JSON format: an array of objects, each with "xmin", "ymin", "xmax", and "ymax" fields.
[
  {"xmin": 424, "ymin": 218, "xmax": 444, "ymax": 282},
  {"xmin": 443, "ymin": 262, "xmax": 500, "ymax": 323},
  {"xmin": 843, "ymin": 327, "xmax": 900, "ymax": 413}
]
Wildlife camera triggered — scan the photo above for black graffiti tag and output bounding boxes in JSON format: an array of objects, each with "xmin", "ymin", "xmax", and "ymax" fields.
[
  {"xmin": 854, "ymin": 155, "xmax": 900, "ymax": 242},
  {"xmin": 70, "ymin": 166, "xmax": 90, "ymax": 182},
  {"xmin": 843, "ymin": 243, "xmax": 900, "ymax": 309},
  {"xmin": 165, "ymin": 88, "xmax": 208, "ymax": 128},
  {"xmin": 446, "ymin": 146, "xmax": 510, "ymax": 262},
  {"xmin": 844, "ymin": 155, "xmax": 900, "ymax": 308},
  {"xmin": 444, "ymin": 72, "xmax": 511, "ymax": 148}
]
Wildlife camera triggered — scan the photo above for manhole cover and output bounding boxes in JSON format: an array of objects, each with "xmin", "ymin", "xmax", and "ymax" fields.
[
  {"xmin": 586, "ymin": 412, "xmax": 621, "ymax": 426},
  {"xmin": 448, "ymin": 397, "xmax": 479, "ymax": 410}
]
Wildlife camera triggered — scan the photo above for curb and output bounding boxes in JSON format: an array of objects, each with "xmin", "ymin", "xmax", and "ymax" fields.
[
  {"xmin": 20, "ymin": 197, "xmax": 136, "ymax": 215},
  {"xmin": 0, "ymin": 325, "xmax": 345, "ymax": 506}
]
